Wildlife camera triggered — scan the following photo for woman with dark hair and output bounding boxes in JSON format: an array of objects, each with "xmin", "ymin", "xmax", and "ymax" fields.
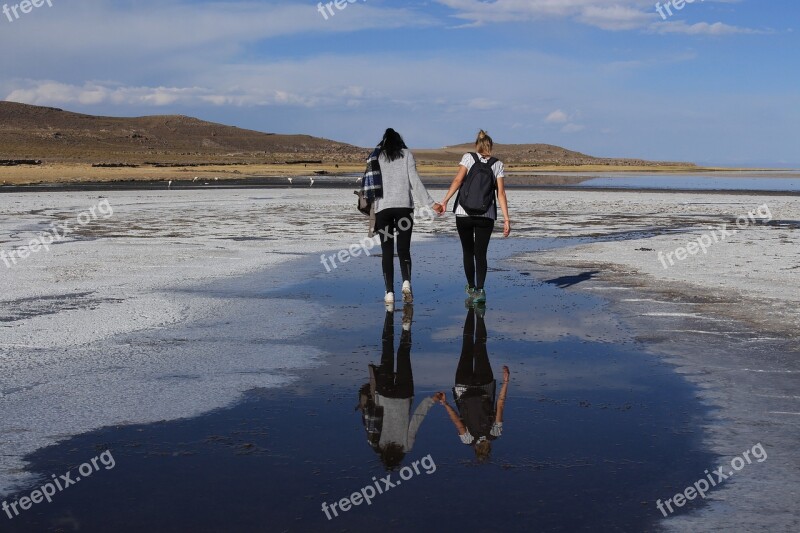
[
  {"xmin": 357, "ymin": 306, "xmax": 437, "ymax": 470},
  {"xmin": 365, "ymin": 128, "xmax": 443, "ymax": 306},
  {"xmin": 439, "ymin": 130, "xmax": 511, "ymax": 305}
]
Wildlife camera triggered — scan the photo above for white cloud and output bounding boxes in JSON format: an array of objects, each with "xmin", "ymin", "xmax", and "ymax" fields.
[
  {"xmin": 577, "ymin": 4, "xmax": 652, "ymax": 31},
  {"xmin": 434, "ymin": 0, "xmax": 760, "ymax": 33},
  {"xmin": 4, "ymin": 81, "xmax": 347, "ymax": 109},
  {"xmin": 7, "ymin": 82, "xmax": 202, "ymax": 107},
  {"xmin": 650, "ymin": 21, "xmax": 764, "ymax": 35},
  {"xmin": 435, "ymin": 0, "xmax": 658, "ymax": 29},
  {"xmin": 0, "ymin": 1, "xmax": 432, "ymax": 76},
  {"xmin": 545, "ymin": 110, "xmax": 569, "ymax": 123}
]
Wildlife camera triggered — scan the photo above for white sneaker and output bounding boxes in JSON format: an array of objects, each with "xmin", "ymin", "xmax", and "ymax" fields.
[
  {"xmin": 401, "ymin": 281, "xmax": 413, "ymax": 303},
  {"xmin": 384, "ymin": 292, "xmax": 395, "ymax": 304},
  {"xmin": 402, "ymin": 304, "xmax": 413, "ymax": 331}
]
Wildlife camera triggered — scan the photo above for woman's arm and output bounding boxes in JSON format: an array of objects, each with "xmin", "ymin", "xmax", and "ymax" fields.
[
  {"xmin": 436, "ymin": 392, "xmax": 467, "ymax": 435},
  {"xmin": 441, "ymin": 166, "xmax": 468, "ymax": 211},
  {"xmin": 407, "ymin": 397, "xmax": 436, "ymax": 451},
  {"xmin": 496, "ymin": 179, "xmax": 511, "ymax": 237},
  {"xmin": 444, "ymin": 403, "xmax": 467, "ymax": 435},
  {"xmin": 406, "ymin": 151, "xmax": 440, "ymax": 211},
  {"xmin": 495, "ymin": 366, "xmax": 510, "ymax": 424}
]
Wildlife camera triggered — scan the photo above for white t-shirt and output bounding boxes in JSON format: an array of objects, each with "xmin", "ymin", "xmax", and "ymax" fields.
[
  {"xmin": 455, "ymin": 153, "xmax": 505, "ymax": 220},
  {"xmin": 459, "ymin": 423, "xmax": 503, "ymax": 444}
]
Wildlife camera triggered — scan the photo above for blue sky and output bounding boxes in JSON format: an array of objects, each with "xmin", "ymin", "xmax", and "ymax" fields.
[{"xmin": 1, "ymin": 0, "xmax": 797, "ymax": 166}]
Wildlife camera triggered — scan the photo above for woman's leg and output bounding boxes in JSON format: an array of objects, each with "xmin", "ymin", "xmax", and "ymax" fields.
[
  {"xmin": 473, "ymin": 218, "xmax": 495, "ymax": 290},
  {"xmin": 375, "ymin": 209, "xmax": 397, "ymax": 293},
  {"xmin": 394, "ymin": 328, "xmax": 414, "ymax": 397},
  {"xmin": 456, "ymin": 217, "xmax": 476, "ymax": 288},
  {"xmin": 472, "ymin": 313, "xmax": 493, "ymax": 383},
  {"xmin": 395, "ymin": 209, "xmax": 414, "ymax": 283},
  {"xmin": 455, "ymin": 308, "xmax": 476, "ymax": 384},
  {"xmin": 374, "ymin": 310, "xmax": 395, "ymax": 394}
]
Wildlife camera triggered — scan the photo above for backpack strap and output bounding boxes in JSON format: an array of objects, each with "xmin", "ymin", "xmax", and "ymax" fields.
[
  {"xmin": 486, "ymin": 157, "xmax": 499, "ymax": 192},
  {"xmin": 471, "ymin": 152, "xmax": 481, "ymax": 165}
]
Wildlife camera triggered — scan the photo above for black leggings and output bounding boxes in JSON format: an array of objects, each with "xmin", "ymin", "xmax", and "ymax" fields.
[
  {"xmin": 375, "ymin": 208, "xmax": 414, "ymax": 293},
  {"xmin": 456, "ymin": 307, "xmax": 492, "ymax": 386},
  {"xmin": 372, "ymin": 310, "xmax": 413, "ymax": 398},
  {"xmin": 456, "ymin": 216, "xmax": 495, "ymax": 290}
]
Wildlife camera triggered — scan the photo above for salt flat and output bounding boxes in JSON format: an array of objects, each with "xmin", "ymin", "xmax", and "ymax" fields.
[
  {"xmin": 1, "ymin": 187, "xmax": 798, "ymax": 531},
  {"xmin": 0, "ymin": 189, "xmax": 377, "ymax": 494}
]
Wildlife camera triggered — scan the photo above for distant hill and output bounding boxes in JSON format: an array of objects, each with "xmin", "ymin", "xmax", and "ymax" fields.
[
  {"xmin": 416, "ymin": 143, "xmax": 692, "ymax": 167},
  {"xmin": 0, "ymin": 101, "xmax": 365, "ymax": 164},
  {"xmin": 0, "ymin": 101, "xmax": 691, "ymax": 168}
]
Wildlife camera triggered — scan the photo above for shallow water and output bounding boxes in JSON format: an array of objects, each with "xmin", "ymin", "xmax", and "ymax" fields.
[
  {"xmin": 549, "ymin": 172, "xmax": 800, "ymax": 192},
  {"xmin": 3, "ymin": 237, "xmax": 716, "ymax": 532}
]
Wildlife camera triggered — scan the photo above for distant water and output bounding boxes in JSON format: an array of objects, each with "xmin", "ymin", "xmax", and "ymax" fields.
[
  {"xmin": 538, "ymin": 171, "xmax": 800, "ymax": 192},
  {"xmin": 4, "ymin": 171, "xmax": 798, "ymax": 193}
]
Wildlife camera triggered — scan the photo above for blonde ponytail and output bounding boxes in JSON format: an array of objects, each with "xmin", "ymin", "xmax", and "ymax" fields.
[{"xmin": 475, "ymin": 129, "xmax": 493, "ymax": 155}]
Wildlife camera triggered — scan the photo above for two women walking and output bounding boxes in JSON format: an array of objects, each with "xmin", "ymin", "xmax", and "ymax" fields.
[{"xmin": 363, "ymin": 128, "xmax": 511, "ymax": 306}]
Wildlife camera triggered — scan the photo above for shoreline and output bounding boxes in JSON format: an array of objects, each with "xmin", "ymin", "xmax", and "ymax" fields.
[{"xmin": 1, "ymin": 163, "xmax": 796, "ymax": 187}]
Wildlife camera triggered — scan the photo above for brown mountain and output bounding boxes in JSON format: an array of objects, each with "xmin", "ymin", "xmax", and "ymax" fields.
[
  {"xmin": 0, "ymin": 101, "xmax": 691, "ymax": 168},
  {"xmin": 0, "ymin": 101, "xmax": 365, "ymax": 164},
  {"xmin": 416, "ymin": 143, "xmax": 692, "ymax": 167}
]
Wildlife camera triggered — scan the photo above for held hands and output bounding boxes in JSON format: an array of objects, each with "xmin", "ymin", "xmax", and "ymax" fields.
[
  {"xmin": 433, "ymin": 392, "xmax": 447, "ymax": 404},
  {"xmin": 432, "ymin": 202, "xmax": 445, "ymax": 215}
]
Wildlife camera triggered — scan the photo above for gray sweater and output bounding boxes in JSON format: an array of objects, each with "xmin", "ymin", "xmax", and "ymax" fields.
[
  {"xmin": 374, "ymin": 396, "xmax": 435, "ymax": 452},
  {"xmin": 373, "ymin": 149, "xmax": 435, "ymax": 213}
]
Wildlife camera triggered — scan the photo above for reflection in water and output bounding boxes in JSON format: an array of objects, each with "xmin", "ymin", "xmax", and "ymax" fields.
[
  {"xmin": 437, "ymin": 306, "xmax": 510, "ymax": 463},
  {"xmin": 357, "ymin": 305, "xmax": 435, "ymax": 470}
]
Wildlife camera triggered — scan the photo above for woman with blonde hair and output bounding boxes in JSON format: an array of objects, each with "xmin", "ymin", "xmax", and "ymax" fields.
[
  {"xmin": 435, "ymin": 307, "xmax": 510, "ymax": 463},
  {"xmin": 440, "ymin": 130, "xmax": 510, "ymax": 304}
]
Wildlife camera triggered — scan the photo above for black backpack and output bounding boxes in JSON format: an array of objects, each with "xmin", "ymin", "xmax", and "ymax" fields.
[
  {"xmin": 457, "ymin": 389, "xmax": 495, "ymax": 440},
  {"xmin": 456, "ymin": 153, "xmax": 498, "ymax": 215}
]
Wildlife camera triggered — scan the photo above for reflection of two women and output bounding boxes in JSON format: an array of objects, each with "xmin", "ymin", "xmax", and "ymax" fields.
[
  {"xmin": 358, "ymin": 306, "xmax": 436, "ymax": 469},
  {"xmin": 358, "ymin": 306, "xmax": 509, "ymax": 467},
  {"xmin": 437, "ymin": 307, "xmax": 509, "ymax": 463}
]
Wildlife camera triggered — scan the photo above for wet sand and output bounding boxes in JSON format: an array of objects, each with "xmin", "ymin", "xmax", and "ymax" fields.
[
  {"xmin": 515, "ymin": 192, "xmax": 800, "ymax": 532},
  {"xmin": 2, "ymin": 238, "xmax": 716, "ymax": 532}
]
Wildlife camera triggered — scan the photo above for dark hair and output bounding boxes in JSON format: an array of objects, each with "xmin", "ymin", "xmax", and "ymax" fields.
[
  {"xmin": 380, "ymin": 128, "xmax": 407, "ymax": 162},
  {"xmin": 378, "ymin": 442, "xmax": 406, "ymax": 470}
]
